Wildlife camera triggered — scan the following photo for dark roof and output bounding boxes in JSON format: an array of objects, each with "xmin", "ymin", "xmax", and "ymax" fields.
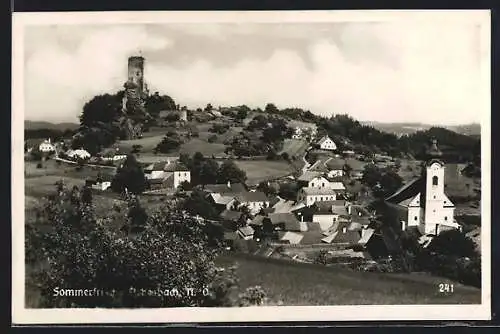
[
  {"xmin": 224, "ymin": 231, "xmax": 239, "ymax": 241},
  {"xmin": 268, "ymin": 213, "xmax": 299, "ymax": 226},
  {"xmin": 385, "ymin": 177, "xmax": 423, "ymax": 205},
  {"xmin": 333, "ymin": 229, "xmax": 362, "ymax": 244},
  {"xmin": 238, "ymin": 226, "xmax": 255, "ymax": 237},
  {"xmin": 204, "ymin": 182, "xmax": 247, "ymax": 195},
  {"xmin": 147, "ymin": 161, "xmax": 188, "ymax": 172},
  {"xmin": 325, "ymin": 158, "xmax": 345, "ymax": 170},
  {"xmin": 249, "ymin": 215, "xmax": 265, "ymax": 226},
  {"xmin": 235, "ymin": 191, "xmax": 268, "ymax": 203},
  {"xmin": 220, "ymin": 210, "xmax": 242, "ymax": 221}
]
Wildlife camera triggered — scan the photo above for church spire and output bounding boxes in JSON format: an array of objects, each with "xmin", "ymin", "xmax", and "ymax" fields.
[{"xmin": 426, "ymin": 138, "xmax": 442, "ymax": 159}]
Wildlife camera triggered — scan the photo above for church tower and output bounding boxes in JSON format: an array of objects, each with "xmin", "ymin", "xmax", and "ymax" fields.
[{"xmin": 421, "ymin": 139, "xmax": 456, "ymax": 235}]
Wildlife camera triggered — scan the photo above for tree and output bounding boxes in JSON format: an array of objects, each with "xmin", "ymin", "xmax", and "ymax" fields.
[
  {"xmin": 427, "ymin": 229, "xmax": 477, "ymax": 258},
  {"xmin": 343, "ymin": 163, "xmax": 353, "ymax": 178},
  {"xmin": 25, "ymin": 184, "xmax": 238, "ymax": 308},
  {"xmin": 208, "ymin": 135, "xmax": 218, "ymax": 143},
  {"xmin": 217, "ymin": 161, "xmax": 247, "ymax": 184},
  {"xmin": 236, "ymin": 109, "xmax": 248, "ymax": 121},
  {"xmin": 111, "ymin": 155, "xmax": 147, "ymax": 195},
  {"xmin": 154, "ymin": 133, "xmax": 182, "ymax": 154},
  {"xmin": 178, "ymin": 180, "xmax": 193, "ymax": 192},
  {"xmin": 264, "ymin": 103, "xmax": 279, "ymax": 114},
  {"xmin": 126, "ymin": 196, "xmax": 148, "ymax": 233},
  {"xmin": 183, "ymin": 189, "xmax": 218, "ymax": 219}
]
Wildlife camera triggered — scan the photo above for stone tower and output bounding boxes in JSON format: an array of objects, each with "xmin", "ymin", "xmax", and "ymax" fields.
[{"xmin": 127, "ymin": 56, "xmax": 145, "ymax": 95}]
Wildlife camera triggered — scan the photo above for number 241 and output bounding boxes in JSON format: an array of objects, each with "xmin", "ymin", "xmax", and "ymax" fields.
[{"xmin": 439, "ymin": 283, "xmax": 454, "ymax": 293}]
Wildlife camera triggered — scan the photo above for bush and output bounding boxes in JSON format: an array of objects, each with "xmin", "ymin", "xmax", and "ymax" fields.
[
  {"xmin": 36, "ymin": 163, "xmax": 43, "ymax": 169},
  {"xmin": 208, "ymin": 134, "xmax": 218, "ymax": 143},
  {"xmin": 237, "ymin": 286, "xmax": 268, "ymax": 306}
]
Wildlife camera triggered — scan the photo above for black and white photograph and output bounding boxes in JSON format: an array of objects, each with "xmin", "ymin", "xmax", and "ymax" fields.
[{"xmin": 12, "ymin": 10, "xmax": 491, "ymax": 323}]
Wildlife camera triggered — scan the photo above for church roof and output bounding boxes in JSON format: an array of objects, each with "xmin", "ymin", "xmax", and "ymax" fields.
[{"xmin": 426, "ymin": 139, "xmax": 442, "ymax": 158}]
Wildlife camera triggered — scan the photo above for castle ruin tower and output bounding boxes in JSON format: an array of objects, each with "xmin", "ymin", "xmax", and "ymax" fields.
[{"xmin": 127, "ymin": 56, "xmax": 145, "ymax": 95}]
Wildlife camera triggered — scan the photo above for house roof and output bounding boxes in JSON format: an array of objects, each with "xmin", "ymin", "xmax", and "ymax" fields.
[
  {"xmin": 238, "ymin": 226, "xmax": 255, "ymax": 237},
  {"xmin": 224, "ymin": 231, "xmax": 239, "ymax": 241},
  {"xmin": 268, "ymin": 213, "xmax": 299, "ymax": 226},
  {"xmin": 301, "ymin": 187, "xmax": 338, "ymax": 196},
  {"xmin": 325, "ymin": 158, "xmax": 345, "ymax": 170},
  {"xmin": 317, "ymin": 135, "xmax": 333, "ymax": 145},
  {"xmin": 297, "ymin": 171, "xmax": 322, "ymax": 182},
  {"xmin": 235, "ymin": 191, "xmax": 268, "ymax": 203},
  {"xmin": 272, "ymin": 199, "xmax": 296, "ymax": 213},
  {"xmin": 249, "ymin": 215, "xmax": 265, "ymax": 226},
  {"xmin": 220, "ymin": 210, "xmax": 242, "ymax": 221},
  {"xmin": 210, "ymin": 193, "xmax": 236, "ymax": 205},
  {"xmin": 204, "ymin": 182, "xmax": 247, "ymax": 195},
  {"xmin": 278, "ymin": 231, "xmax": 304, "ymax": 244},
  {"xmin": 146, "ymin": 161, "xmax": 189, "ymax": 172},
  {"xmin": 358, "ymin": 228, "xmax": 375, "ymax": 245},
  {"xmin": 330, "ymin": 182, "xmax": 346, "ymax": 190}
]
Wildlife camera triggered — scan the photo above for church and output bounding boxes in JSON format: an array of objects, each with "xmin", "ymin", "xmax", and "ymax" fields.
[{"xmin": 385, "ymin": 139, "xmax": 462, "ymax": 236}]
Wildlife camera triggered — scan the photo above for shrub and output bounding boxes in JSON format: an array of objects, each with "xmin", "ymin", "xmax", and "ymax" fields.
[{"xmin": 208, "ymin": 135, "xmax": 218, "ymax": 143}]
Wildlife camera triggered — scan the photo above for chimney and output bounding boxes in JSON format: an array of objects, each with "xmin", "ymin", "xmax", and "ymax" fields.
[{"xmin": 227, "ymin": 180, "xmax": 231, "ymax": 188}]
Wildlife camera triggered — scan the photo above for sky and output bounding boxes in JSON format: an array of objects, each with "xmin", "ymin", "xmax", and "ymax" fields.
[{"xmin": 23, "ymin": 17, "xmax": 486, "ymax": 125}]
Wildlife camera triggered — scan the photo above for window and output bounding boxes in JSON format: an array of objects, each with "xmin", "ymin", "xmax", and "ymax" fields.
[
  {"xmin": 414, "ymin": 216, "xmax": 418, "ymax": 221},
  {"xmin": 444, "ymin": 216, "xmax": 448, "ymax": 221},
  {"xmin": 322, "ymin": 183, "xmax": 325, "ymax": 188},
  {"xmin": 432, "ymin": 176, "xmax": 438, "ymax": 186},
  {"xmin": 311, "ymin": 182, "xmax": 315, "ymax": 187}
]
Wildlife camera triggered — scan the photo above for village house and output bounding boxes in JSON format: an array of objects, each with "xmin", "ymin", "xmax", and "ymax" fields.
[
  {"xmin": 237, "ymin": 226, "xmax": 255, "ymax": 240},
  {"xmin": 297, "ymin": 187, "xmax": 338, "ymax": 206},
  {"xmin": 312, "ymin": 200, "xmax": 350, "ymax": 231},
  {"xmin": 235, "ymin": 191, "xmax": 269, "ymax": 215},
  {"xmin": 67, "ymin": 149, "xmax": 91, "ymax": 160},
  {"xmin": 320, "ymin": 221, "xmax": 363, "ymax": 245},
  {"xmin": 385, "ymin": 139, "xmax": 461, "ymax": 236},
  {"xmin": 288, "ymin": 120, "xmax": 318, "ymax": 140},
  {"xmin": 208, "ymin": 193, "xmax": 237, "ymax": 212},
  {"xmin": 39, "ymin": 139, "xmax": 56, "ymax": 153},
  {"xmin": 144, "ymin": 160, "xmax": 191, "ymax": 189},
  {"xmin": 316, "ymin": 135, "xmax": 337, "ymax": 151},
  {"xmin": 85, "ymin": 174, "xmax": 113, "ymax": 191},
  {"xmin": 297, "ymin": 171, "xmax": 332, "ymax": 189},
  {"xmin": 307, "ymin": 157, "xmax": 345, "ymax": 179},
  {"xmin": 203, "ymin": 181, "xmax": 247, "ymax": 196}
]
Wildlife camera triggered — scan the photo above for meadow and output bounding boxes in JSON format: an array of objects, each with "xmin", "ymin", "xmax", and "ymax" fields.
[
  {"xmin": 234, "ymin": 160, "xmax": 295, "ymax": 185},
  {"xmin": 216, "ymin": 253, "xmax": 481, "ymax": 305}
]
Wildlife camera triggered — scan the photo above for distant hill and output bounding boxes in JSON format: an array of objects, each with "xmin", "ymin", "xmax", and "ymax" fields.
[
  {"xmin": 362, "ymin": 121, "xmax": 481, "ymax": 137},
  {"xmin": 25, "ymin": 120, "xmax": 79, "ymax": 131}
]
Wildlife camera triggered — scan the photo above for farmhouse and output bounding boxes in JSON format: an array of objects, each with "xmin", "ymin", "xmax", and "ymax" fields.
[
  {"xmin": 203, "ymin": 181, "xmax": 247, "ymax": 196},
  {"xmin": 85, "ymin": 174, "xmax": 113, "ymax": 191},
  {"xmin": 67, "ymin": 149, "xmax": 91, "ymax": 160},
  {"xmin": 385, "ymin": 139, "xmax": 460, "ymax": 236},
  {"xmin": 297, "ymin": 187, "xmax": 338, "ymax": 206},
  {"xmin": 321, "ymin": 221, "xmax": 362, "ymax": 245},
  {"xmin": 316, "ymin": 135, "xmax": 337, "ymax": 151},
  {"xmin": 39, "ymin": 139, "xmax": 56, "ymax": 153},
  {"xmin": 144, "ymin": 160, "xmax": 191, "ymax": 189},
  {"xmin": 235, "ymin": 191, "xmax": 269, "ymax": 215},
  {"xmin": 297, "ymin": 171, "xmax": 331, "ymax": 189},
  {"xmin": 312, "ymin": 200, "xmax": 350, "ymax": 231},
  {"xmin": 208, "ymin": 193, "xmax": 236, "ymax": 211}
]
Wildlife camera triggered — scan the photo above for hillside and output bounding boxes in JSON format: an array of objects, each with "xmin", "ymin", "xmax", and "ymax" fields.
[
  {"xmin": 363, "ymin": 121, "xmax": 481, "ymax": 137},
  {"xmin": 25, "ymin": 120, "xmax": 79, "ymax": 131},
  {"xmin": 216, "ymin": 253, "xmax": 480, "ymax": 305}
]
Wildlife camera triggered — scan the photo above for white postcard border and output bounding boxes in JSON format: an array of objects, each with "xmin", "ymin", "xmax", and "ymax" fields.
[{"xmin": 12, "ymin": 10, "xmax": 492, "ymax": 324}]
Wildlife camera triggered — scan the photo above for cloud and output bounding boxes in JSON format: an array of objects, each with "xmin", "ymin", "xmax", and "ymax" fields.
[
  {"xmin": 25, "ymin": 26, "xmax": 172, "ymax": 122},
  {"xmin": 24, "ymin": 22, "xmax": 483, "ymax": 125}
]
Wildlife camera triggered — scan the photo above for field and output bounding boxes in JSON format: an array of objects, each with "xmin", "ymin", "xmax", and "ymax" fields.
[
  {"xmin": 279, "ymin": 139, "xmax": 309, "ymax": 157},
  {"xmin": 216, "ymin": 253, "xmax": 481, "ymax": 305},
  {"xmin": 234, "ymin": 160, "xmax": 295, "ymax": 185},
  {"xmin": 179, "ymin": 138, "xmax": 227, "ymax": 156}
]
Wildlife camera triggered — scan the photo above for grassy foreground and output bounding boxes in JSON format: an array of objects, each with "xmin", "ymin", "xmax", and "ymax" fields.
[{"xmin": 216, "ymin": 253, "xmax": 481, "ymax": 305}]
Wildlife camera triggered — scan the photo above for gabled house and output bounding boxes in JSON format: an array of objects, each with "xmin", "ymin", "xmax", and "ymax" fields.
[
  {"xmin": 297, "ymin": 171, "xmax": 331, "ymax": 189},
  {"xmin": 39, "ymin": 139, "xmax": 56, "ymax": 153},
  {"xmin": 297, "ymin": 187, "xmax": 338, "ymax": 206},
  {"xmin": 85, "ymin": 174, "xmax": 113, "ymax": 191},
  {"xmin": 234, "ymin": 191, "xmax": 269, "ymax": 214},
  {"xmin": 144, "ymin": 160, "xmax": 190, "ymax": 189},
  {"xmin": 237, "ymin": 226, "xmax": 255, "ymax": 240},
  {"xmin": 312, "ymin": 200, "xmax": 350, "ymax": 231},
  {"xmin": 320, "ymin": 221, "xmax": 362, "ymax": 245},
  {"xmin": 208, "ymin": 193, "xmax": 236, "ymax": 211},
  {"xmin": 203, "ymin": 181, "xmax": 247, "ymax": 196},
  {"xmin": 316, "ymin": 135, "xmax": 337, "ymax": 151}
]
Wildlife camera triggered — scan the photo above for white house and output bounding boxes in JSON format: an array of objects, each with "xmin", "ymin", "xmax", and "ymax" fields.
[
  {"xmin": 39, "ymin": 139, "xmax": 56, "ymax": 153},
  {"xmin": 297, "ymin": 171, "xmax": 332, "ymax": 189},
  {"xmin": 235, "ymin": 191, "xmax": 269, "ymax": 215},
  {"xmin": 317, "ymin": 136, "xmax": 337, "ymax": 151},
  {"xmin": 67, "ymin": 149, "xmax": 91, "ymax": 160},
  {"xmin": 312, "ymin": 200, "xmax": 349, "ymax": 231},
  {"xmin": 297, "ymin": 187, "xmax": 338, "ymax": 206},
  {"xmin": 386, "ymin": 140, "xmax": 460, "ymax": 236},
  {"xmin": 144, "ymin": 160, "xmax": 191, "ymax": 189}
]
